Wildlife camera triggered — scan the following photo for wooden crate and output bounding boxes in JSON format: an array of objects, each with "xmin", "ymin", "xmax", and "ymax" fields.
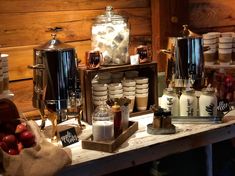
[
  {"xmin": 81, "ymin": 121, "xmax": 138, "ymax": 153},
  {"xmin": 80, "ymin": 62, "xmax": 158, "ymax": 124}
]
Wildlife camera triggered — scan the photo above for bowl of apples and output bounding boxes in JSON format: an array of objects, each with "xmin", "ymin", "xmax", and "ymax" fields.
[
  {"xmin": 0, "ymin": 98, "xmax": 36, "ymax": 155},
  {"xmin": 0, "ymin": 121, "xmax": 36, "ymax": 155}
]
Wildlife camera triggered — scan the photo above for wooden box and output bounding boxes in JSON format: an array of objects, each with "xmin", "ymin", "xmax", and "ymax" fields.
[
  {"xmin": 80, "ymin": 62, "xmax": 158, "ymax": 124},
  {"xmin": 81, "ymin": 121, "xmax": 138, "ymax": 152}
]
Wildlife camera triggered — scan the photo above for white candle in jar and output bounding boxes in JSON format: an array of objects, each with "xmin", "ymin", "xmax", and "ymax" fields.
[
  {"xmin": 199, "ymin": 88, "xmax": 217, "ymax": 116},
  {"xmin": 180, "ymin": 88, "xmax": 197, "ymax": 116},
  {"xmin": 92, "ymin": 121, "xmax": 114, "ymax": 141}
]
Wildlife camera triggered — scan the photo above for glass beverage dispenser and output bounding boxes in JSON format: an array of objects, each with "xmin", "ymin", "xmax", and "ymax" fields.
[{"xmin": 91, "ymin": 6, "xmax": 130, "ymax": 66}]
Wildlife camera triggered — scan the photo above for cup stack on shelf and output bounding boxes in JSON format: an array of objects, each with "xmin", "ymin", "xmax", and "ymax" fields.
[
  {"xmin": 203, "ymin": 32, "xmax": 220, "ymax": 64},
  {"xmin": 0, "ymin": 54, "xmax": 13, "ymax": 100},
  {"xmin": 122, "ymin": 79, "xmax": 136, "ymax": 113},
  {"xmin": 203, "ymin": 31, "xmax": 235, "ymax": 65},
  {"xmin": 135, "ymin": 77, "xmax": 149, "ymax": 111},
  {"xmin": 92, "ymin": 83, "xmax": 108, "ymax": 106},
  {"xmin": 232, "ymin": 33, "xmax": 235, "ymax": 64},
  {"xmin": 108, "ymin": 83, "xmax": 123, "ymax": 99},
  {"xmin": 91, "ymin": 70, "xmax": 150, "ymax": 113},
  {"xmin": 218, "ymin": 32, "xmax": 233, "ymax": 65}
]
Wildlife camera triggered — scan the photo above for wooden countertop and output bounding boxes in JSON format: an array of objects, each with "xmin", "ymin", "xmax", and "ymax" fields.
[
  {"xmin": 7, "ymin": 80, "xmax": 235, "ymax": 176},
  {"xmin": 56, "ymin": 113, "xmax": 235, "ymax": 176}
]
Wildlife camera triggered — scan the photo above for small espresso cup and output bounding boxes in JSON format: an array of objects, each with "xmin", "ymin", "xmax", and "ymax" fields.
[{"xmin": 86, "ymin": 50, "xmax": 102, "ymax": 69}]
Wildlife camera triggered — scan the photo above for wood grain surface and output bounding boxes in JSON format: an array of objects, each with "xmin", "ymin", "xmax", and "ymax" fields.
[
  {"xmin": 189, "ymin": 0, "xmax": 235, "ymax": 33},
  {"xmin": 0, "ymin": 0, "xmax": 152, "ymax": 81}
]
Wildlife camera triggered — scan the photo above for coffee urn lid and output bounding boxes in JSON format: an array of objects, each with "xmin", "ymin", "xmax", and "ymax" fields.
[{"xmin": 35, "ymin": 33, "xmax": 74, "ymax": 51}]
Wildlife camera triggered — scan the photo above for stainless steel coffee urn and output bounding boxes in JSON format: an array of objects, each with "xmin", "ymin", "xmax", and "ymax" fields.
[
  {"xmin": 29, "ymin": 32, "xmax": 79, "ymax": 125},
  {"xmin": 162, "ymin": 25, "xmax": 205, "ymax": 90}
]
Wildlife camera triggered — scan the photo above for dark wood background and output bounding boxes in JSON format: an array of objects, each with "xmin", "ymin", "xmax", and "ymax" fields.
[
  {"xmin": 189, "ymin": 0, "xmax": 235, "ymax": 33},
  {"xmin": 0, "ymin": 0, "xmax": 188, "ymax": 81},
  {"xmin": 3, "ymin": 0, "xmax": 235, "ymax": 112}
]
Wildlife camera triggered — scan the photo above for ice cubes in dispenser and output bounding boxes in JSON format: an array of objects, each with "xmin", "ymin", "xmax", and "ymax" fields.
[{"xmin": 91, "ymin": 6, "xmax": 130, "ymax": 66}]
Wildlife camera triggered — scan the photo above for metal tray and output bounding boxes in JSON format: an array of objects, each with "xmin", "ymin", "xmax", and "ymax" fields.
[{"xmin": 171, "ymin": 116, "xmax": 223, "ymax": 124}]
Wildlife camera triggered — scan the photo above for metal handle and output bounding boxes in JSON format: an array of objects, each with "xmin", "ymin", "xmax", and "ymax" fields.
[
  {"xmin": 28, "ymin": 64, "xmax": 45, "ymax": 69},
  {"xmin": 160, "ymin": 49, "xmax": 173, "ymax": 55}
]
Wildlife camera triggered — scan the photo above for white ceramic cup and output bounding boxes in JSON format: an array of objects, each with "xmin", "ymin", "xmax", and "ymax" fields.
[
  {"xmin": 108, "ymin": 83, "xmax": 123, "ymax": 90},
  {"xmin": 219, "ymin": 37, "xmax": 233, "ymax": 43},
  {"xmin": 135, "ymin": 93, "xmax": 148, "ymax": 111},
  {"xmin": 136, "ymin": 88, "xmax": 148, "ymax": 94},
  {"xmin": 109, "ymin": 89, "xmax": 123, "ymax": 95},
  {"xmin": 122, "ymin": 79, "xmax": 136, "ymax": 87},
  {"xmin": 92, "ymin": 83, "xmax": 107, "ymax": 91},
  {"xmin": 135, "ymin": 77, "xmax": 149, "ymax": 84},
  {"xmin": 123, "ymin": 86, "xmax": 136, "ymax": 92}
]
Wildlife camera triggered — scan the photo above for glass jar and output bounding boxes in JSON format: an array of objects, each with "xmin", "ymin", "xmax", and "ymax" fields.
[
  {"xmin": 92, "ymin": 102, "xmax": 114, "ymax": 141},
  {"xmin": 160, "ymin": 88, "xmax": 179, "ymax": 116},
  {"xmin": 179, "ymin": 88, "xmax": 197, "ymax": 116},
  {"xmin": 199, "ymin": 88, "xmax": 217, "ymax": 116},
  {"xmin": 91, "ymin": 6, "xmax": 130, "ymax": 66}
]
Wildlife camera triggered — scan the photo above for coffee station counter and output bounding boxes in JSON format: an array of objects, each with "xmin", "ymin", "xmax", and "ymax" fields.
[
  {"xmin": 4, "ymin": 79, "xmax": 235, "ymax": 175},
  {"xmin": 55, "ymin": 112, "xmax": 235, "ymax": 176}
]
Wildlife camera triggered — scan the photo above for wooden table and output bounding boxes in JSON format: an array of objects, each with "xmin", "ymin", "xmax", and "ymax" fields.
[
  {"xmin": 7, "ymin": 80, "xmax": 235, "ymax": 176},
  {"xmin": 57, "ymin": 113, "xmax": 235, "ymax": 176}
]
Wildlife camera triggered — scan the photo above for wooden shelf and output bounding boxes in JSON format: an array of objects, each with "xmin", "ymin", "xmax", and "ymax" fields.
[{"xmin": 80, "ymin": 62, "xmax": 158, "ymax": 124}]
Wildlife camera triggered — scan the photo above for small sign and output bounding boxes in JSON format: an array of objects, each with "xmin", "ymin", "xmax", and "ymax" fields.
[{"xmin": 59, "ymin": 127, "xmax": 79, "ymax": 147}]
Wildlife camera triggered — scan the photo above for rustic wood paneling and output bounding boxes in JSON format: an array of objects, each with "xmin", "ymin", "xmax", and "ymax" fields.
[
  {"xmin": 0, "ymin": 8, "xmax": 151, "ymax": 47},
  {"xmin": 151, "ymin": 0, "xmax": 189, "ymax": 72},
  {"xmin": 189, "ymin": 0, "xmax": 235, "ymax": 33},
  {"xmin": 0, "ymin": 0, "xmax": 152, "ymax": 81},
  {"xmin": 0, "ymin": 0, "xmax": 150, "ymax": 13},
  {"xmin": 0, "ymin": 41, "xmax": 91, "ymax": 80}
]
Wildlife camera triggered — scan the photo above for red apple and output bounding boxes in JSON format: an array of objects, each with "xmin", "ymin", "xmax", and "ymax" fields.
[
  {"xmin": 8, "ymin": 148, "xmax": 19, "ymax": 155},
  {"xmin": 19, "ymin": 131, "xmax": 35, "ymax": 148},
  {"xmin": 0, "ymin": 141, "xmax": 8, "ymax": 152},
  {"xmin": 19, "ymin": 131, "xmax": 35, "ymax": 141},
  {"xmin": 2, "ymin": 134, "xmax": 17, "ymax": 148},
  {"xmin": 15, "ymin": 123, "xmax": 27, "ymax": 134}
]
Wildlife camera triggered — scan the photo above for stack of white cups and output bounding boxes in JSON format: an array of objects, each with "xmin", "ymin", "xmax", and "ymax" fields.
[
  {"xmin": 135, "ymin": 77, "xmax": 149, "ymax": 111},
  {"xmin": 232, "ymin": 33, "xmax": 235, "ymax": 64},
  {"xmin": 218, "ymin": 33, "xmax": 233, "ymax": 65},
  {"xmin": 108, "ymin": 83, "xmax": 123, "ymax": 100},
  {"xmin": 203, "ymin": 32, "xmax": 220, "ymax": 64},
  {"xmin": 121, "ymin": 79, "xmax": 136, "ymax": 113},
  {"xmin": 0, "ymin": 54, "xmax": 14, "ymax": 99},
  {"xmin": 92, "ymin": 83, "xmax": 108, "ymax": 107}
]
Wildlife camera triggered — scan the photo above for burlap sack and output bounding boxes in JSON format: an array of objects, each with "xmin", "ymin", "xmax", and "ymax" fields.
[{"xmin": 0, "ymin": 120, "xmax": 72, "ymax": 176}]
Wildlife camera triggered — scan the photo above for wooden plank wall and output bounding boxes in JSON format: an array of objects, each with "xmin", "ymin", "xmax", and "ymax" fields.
[
  {"xmin": 0, "ymin": 0, "xmax": 152, "ymax": 81},
  {"xmin": 188, "ymin": 0, "xmax": 235, "ymax": 33}
]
